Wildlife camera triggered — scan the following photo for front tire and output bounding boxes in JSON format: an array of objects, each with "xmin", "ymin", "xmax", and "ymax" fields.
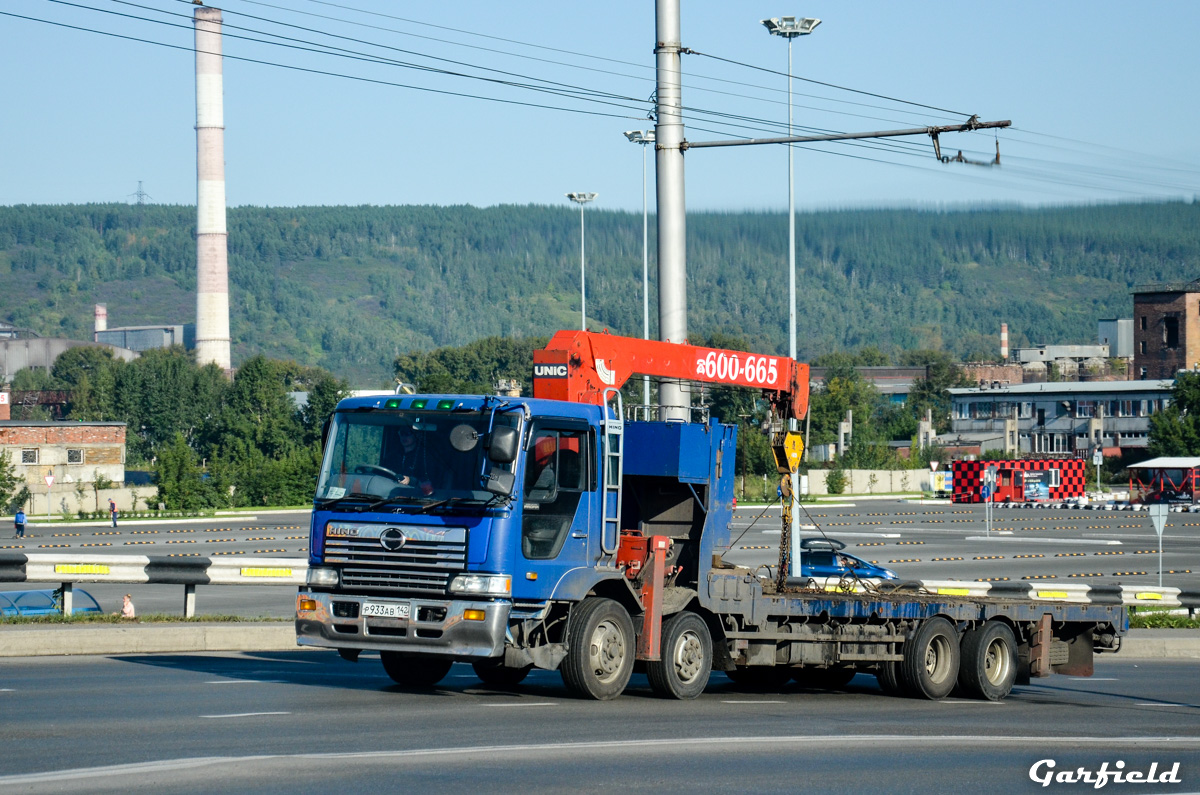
[
  {"xmin": 647, "ymin": 611, "xmax": 712, "ymax": 700},
  {"xmin": 899, "ymin": 617, "xmax": 960, "ymax": 700},
  {"xmin": 473, "ymin": 658, "xmax": 533, "ymax": 688},
  {"xmin": 875, "ymin": 661, "xmax": 903, "ymax": 696},
  {"xmin": 957, "ymin": 621, "xmax": 1018, "ymax": 701},
  {"xmin": 561, "ymin": 597, "xmax": 635, "ymax": 700},
  {"xmin": 380, "ymin": 652, "xmax": 453, "ymax": 688}
]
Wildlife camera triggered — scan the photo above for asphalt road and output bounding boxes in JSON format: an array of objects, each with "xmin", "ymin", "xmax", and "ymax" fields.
[
  {"xmin": 2, "ymin": 499, "xmax": 1197, "ymax": 617},
  {"xmin": 0, "ymin": 652, "xmax": 1197, "ymax": 793}
]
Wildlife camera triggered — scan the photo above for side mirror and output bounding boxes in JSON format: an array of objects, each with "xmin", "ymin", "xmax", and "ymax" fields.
[
  {"xmin": 488, "ymin": 426, "xmax": 519, "ymax": 463},
  {"xmin": 484, "ymin": 468, "xmax": 516, "ymax": 498}
]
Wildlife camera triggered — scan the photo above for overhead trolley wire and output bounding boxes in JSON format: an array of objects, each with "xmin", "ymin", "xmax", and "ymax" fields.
[{"xmin": 2, "ymin": 10, "xmax": 649, "ymax": 122}]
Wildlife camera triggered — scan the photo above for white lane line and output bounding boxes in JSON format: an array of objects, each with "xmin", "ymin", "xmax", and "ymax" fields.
[
  {"xmin": 765, "ymin": 530, "xmax": 901, "ymax": 538},
  {"xmin": 480, "ymin": 702, "xmax": 556, "ymax": 708},
  {"xmin": 1071, "ymin": 677, "xmax": 1118, "ymax": 681},
  {"xmin": 0, "ymin": 688, "xmax": 14, "ymax": 692},
  {"xmin": 1135, "ymin": 703, "xmax": 1200, "ymax": 708},
  {"xmin": 965, "ymin": 536, "xmax": 1122, "ymax": 545},
  {"xmin": 721, "ymin": 700, "xmax": 786, "ymax": 704},
  {"xmin": 204, "ymin": 679, "xmax": 285, "ymax": 684},
  {"xmin": 938, "ymin": 700, "xmax": 1003, "ymax": 705},
  {"xmin": 199, "ymin": 711, "xmax": 291, "ymax": 718},
  {"xmin": 5, "ymin": 735, "xmax": 1199, "ymax": 785}
]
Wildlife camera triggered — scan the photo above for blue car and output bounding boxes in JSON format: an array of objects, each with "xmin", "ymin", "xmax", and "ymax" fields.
[{"xmin": 799, "ymin": 538, "xmax": 898, "ymax": 580}]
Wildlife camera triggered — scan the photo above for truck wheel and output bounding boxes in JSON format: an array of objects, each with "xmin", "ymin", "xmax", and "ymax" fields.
[
  {"xmin": 380, "ymin": 652, "xmax": 453, "ymax": 688},
  {"xmin": 725, "ymin": 666, "xmax": 793, "ymax": 691},
  {"xmin": 957, "ymin": 621, "xmax": 1018, "ymax": 701},
  {"xmin": 647, "ymin": 611, "xmax": 712, "ymax": 700},
  {"xmin": 560, "ymin": 597, "xmax": 635, "ymax": 700},
  {"xmin": 875, "ymin": 661, "xmax": 903, "ymax": 696},
  {"xmin": 899, "ymin": 617, "xmax": 960, "ymax": 700},
  {"xmin": 472, "ymin": 658, "xmax": 532, "ymax": 688},
  {"xmin": 793, "ymin": 666, "xmax": 857, "ymax": 689}
]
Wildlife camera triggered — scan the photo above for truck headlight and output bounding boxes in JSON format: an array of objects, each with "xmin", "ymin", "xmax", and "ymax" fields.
[
  {"xmin": 307, "ymin": 567, "xmax": 339, "ymax": 587},
  {"xmin": 448, "ymin": 573, "xmax": 511, "ymax": 597}
]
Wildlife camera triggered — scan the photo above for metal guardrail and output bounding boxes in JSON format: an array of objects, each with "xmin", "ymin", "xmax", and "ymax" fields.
[
  {"xmin": 0, "ymin": 553, "xmax": 306, "ymax": 617},
  {"xmin": 2, "ymin": 553, "xmax": 1196, "ymax": 618},
  {"xmin": 802, "ymin": 576, "xmax": 1200, "ymax": 612}
]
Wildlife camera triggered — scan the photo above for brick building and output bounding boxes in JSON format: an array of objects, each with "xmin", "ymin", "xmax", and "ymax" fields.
[
  {"xmin": 1133, "ymin": 280, "xmax": 1200, "ymax": 379},
  {"xmin": 0, "ymin": 421, "xmax": 127, "ymax": 488}
]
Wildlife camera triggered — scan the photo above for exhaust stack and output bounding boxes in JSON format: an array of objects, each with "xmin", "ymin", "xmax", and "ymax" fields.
[{"xmin": 193, "ymin": 5, "xmax": 231, "ymax": 372}]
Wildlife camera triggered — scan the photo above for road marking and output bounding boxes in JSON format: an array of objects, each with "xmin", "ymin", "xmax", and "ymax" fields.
[
  {"xmin": 937, "ymin": 700, "xmax": 1003, "ymax": 705},
  {"xmin": 721, "ymin": 700, "xmax": 786, "ymax": 704},
  {"xmin": 6, "ymin": 734, "xmax": 1199, "ymax": 786},
  {"xmin": 1071, "ymin": 677, "xmax": 1117, "ymax": 681},
  {"xmin": 480, "ymin": 702, "xmax": 556, "ymax": 708},
  {"xmin": 199, "ymin": 711, "xmax": 290, "ymax": 718},
  {"xmin": 965, "ymin": 536, "xmax": 1122, "ymax": 545},
  {"xmin": 765, "ymin": 530, "xmax": 901, "ymax": 538},
  {"xmin": 204, "ymin": 679, "xmax": 285, "ymax": 684},
  {"xmin": 1135, "ymin": 702, "xmax": 1200, "ymax": 708},
  {"xmin": 0, "ymin": 688, "xmax": 14, "ymax": 692}
]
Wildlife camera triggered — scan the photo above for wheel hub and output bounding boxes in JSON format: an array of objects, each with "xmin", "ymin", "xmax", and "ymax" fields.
[
  {"xmin": 674, "ymin": 630, "xmax": 703, "ymax": 683},
  {"xmin": 589, "ymin": 619, "xmax": 626, "ymax": 682}
]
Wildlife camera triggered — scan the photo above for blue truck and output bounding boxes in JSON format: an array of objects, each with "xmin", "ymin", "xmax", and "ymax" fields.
[{"xmin": 296, "ymin": 332, "xmax": 1127, "ymax": 701}]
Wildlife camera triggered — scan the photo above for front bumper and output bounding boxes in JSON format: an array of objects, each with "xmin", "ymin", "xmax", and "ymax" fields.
[{"xmin": 295, "ymin": 591, "xmax": 510, "ymax": 658}]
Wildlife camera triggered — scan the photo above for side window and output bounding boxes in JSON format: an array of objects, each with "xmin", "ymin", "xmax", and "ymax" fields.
[{"xmin": 522, "ymin": 427, "xmax": 590, "ymax": 560}]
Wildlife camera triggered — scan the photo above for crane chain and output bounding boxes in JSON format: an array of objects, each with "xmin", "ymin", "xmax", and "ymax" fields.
[{"xmin": 776, "ymin": 473, "xmax": 792, "ymax": 591}]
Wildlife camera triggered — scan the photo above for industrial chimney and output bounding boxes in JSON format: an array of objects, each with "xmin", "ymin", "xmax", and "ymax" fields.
[
  {"xmin": 93, "ymin": 303, "xmax": 107, "ymax": 342},
  {"xmin": 193, "ymin": 5, "xmax": 231, "ymax": 372},
  {"xmin": 1000, "ymin": 323, "xmax": 1009, "ymax": 361}
]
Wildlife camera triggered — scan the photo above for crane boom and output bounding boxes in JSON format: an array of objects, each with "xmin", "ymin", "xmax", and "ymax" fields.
[{"xmin": 532, "ymin": 330, "xmax": 808, "ymax": 420}]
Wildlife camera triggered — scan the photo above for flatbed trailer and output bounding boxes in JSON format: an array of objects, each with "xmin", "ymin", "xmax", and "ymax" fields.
[{"xmin": 296, "ymin": 332, "xmax": 1126, "ymax": 701}]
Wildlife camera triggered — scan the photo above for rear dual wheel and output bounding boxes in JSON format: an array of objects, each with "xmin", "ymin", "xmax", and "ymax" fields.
[
  {"xmin": 957, "ymin": 621, "xmax": 1018, "ymax": 701},
  {"xmin": 899, "ymin": 617, "xmax": 960, "ymax": 700}
]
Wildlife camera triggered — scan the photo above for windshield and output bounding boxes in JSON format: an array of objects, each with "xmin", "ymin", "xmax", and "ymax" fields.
[{"xmin": 316, "ymin": 409, "xmax": 514, "ymax": 506}]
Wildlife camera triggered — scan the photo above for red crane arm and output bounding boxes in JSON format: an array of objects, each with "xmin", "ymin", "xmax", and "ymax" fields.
[{"xmin": 532, "ymin": 330, "xmax": 808, "ymax": 420}]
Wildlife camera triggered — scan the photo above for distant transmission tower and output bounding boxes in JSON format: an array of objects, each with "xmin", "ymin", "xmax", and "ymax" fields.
[{"xmin": 128, "ymin": 180, "xmax": 153, "ymax": 205}]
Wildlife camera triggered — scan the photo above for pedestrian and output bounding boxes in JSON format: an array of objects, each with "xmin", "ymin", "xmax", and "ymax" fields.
[
  {"xmin": 108, "ymin": 497, "xmax": 119, "ymax": 528},
  {"xmin": 13, "ymin": 507, "xmax": 25, "ymax": 538},
  {"xmin": 113, "ymin": 594, "xmax": 135, "ymax": 619}
]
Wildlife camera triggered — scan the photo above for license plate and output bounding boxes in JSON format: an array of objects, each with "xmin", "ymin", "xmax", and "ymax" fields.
[{"xmin": 362, "ymin": 602, "xmax": 410, "ymax": 619}]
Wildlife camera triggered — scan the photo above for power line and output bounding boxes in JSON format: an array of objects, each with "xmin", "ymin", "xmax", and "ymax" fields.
[{"xmin": 2, "ymin": 10, "xmax": 648, "ymax": 122}]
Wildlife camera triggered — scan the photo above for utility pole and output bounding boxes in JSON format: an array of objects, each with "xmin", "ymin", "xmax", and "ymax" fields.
[{"xmin": 655, "ymin": 0, "xmax": 688, "ymax": 420}]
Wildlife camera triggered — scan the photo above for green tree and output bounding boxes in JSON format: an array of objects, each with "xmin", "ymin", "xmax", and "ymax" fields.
[
  {"xmin": 0, "ymin": 451, "xmax": 22, "ymax": 511},
  {"xmin": 1148, "ymin": 372, "xmax": 1200, "ymax": 456},
  {"xmin": 153, "ymin": 433, "xmax": 214, "ymax": 510}
]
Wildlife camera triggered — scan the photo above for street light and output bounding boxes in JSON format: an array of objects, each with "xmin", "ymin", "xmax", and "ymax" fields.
[
  {"xmin": 566, "ymin": 191, "xmax": 598, "ymax": 331},
  {"xmin": 761, "ymin": 15, "xmax": 820, "ymax": 435},
  {"xmin": 623, "ymin": 129, "xmax": 655, "ymax": 408}
]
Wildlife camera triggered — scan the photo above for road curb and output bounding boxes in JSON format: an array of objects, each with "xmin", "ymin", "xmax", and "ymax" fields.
[
  {"xmin": 0, "ymin": 623, "xmax": 296, "ymax": 657},
  {"xmin": 0, "ymin": 624, "xmax": 1196, "ymax": 659}
]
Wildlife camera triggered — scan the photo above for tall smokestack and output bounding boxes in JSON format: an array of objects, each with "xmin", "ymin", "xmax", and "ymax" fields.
[
  {"xmin": 1000, "ymin": 323, "xmax": 1009, "ymax": 361},
  {"xmin": 193, "ymin": 5, "xmax": 231, "ymax": 372},
  {"xmin": 93, "ymin": 304, "xmax": 107, "ymax": 341}
]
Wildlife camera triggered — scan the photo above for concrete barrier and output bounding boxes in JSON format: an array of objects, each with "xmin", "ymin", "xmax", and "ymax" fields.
[{"xmin": 0, "ymin": 622, "xmax": 297, "ymax": 657}]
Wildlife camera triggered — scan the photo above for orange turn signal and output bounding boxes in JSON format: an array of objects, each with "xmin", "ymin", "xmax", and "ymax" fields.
[
  {"xmin": 298, "ymin": 599, "xmax": 318, "ymax": 612},
  {"xmin": 463, "ymin": 609, "xmax": 487, "ymax": 622}
]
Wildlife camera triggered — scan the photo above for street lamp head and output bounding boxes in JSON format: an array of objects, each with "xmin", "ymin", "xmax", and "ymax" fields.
[
  {"xmin": 623, "ymin": 130, "xmax": 655, "ymax": 145},
  {"xmin": 566, "ymin": 192, "xmax": 598, "ymax": 205},
  {"xmin": 761, "ymin": 16, "xmax": 821, "ymax": 38}
]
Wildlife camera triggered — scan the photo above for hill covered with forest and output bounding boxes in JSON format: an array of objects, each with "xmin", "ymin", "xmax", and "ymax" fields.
[{"xmin": 0, "ymin": 201, "xmax": 1196, "ymax": 384}]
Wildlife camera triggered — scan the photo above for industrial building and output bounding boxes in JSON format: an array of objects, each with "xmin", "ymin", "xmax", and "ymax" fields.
[
  {"xmin": 1133, "ymin": 280, "xmax": 1200, "ymax": 379},
  {"xmin": 945, "ymin": 379, "xmax": 1174, "ymax": 457}
]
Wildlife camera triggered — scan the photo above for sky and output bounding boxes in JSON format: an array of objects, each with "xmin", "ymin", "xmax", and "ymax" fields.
[{"xmin": 3, "ymin": 0, "xmax": 1199, "ymax": 212}]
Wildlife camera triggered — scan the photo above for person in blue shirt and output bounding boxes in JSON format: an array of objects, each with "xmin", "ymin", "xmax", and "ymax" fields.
[{"xmin": 14, "ymin": 508, "xmax": 25, "ymax": 538}]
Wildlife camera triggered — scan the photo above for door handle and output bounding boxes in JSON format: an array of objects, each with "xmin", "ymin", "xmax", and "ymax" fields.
[{"xmin": 570, "ymin": 531, "xmax": 588, "ymax": 538}]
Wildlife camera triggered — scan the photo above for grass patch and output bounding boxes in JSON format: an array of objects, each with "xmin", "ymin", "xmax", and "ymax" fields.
[
  {"xmin": 0, "ymin": 613, "xmax": 290, "ymax": 625},
  {"xmin": 1129, "ymin": 610, "xmax": 1200, "ymax": 629}
]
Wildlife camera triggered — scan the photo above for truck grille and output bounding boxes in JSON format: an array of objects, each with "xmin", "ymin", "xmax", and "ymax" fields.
[{"xmin": 324, "ymin": 522, "xmax": 468, "ymax": 596}]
